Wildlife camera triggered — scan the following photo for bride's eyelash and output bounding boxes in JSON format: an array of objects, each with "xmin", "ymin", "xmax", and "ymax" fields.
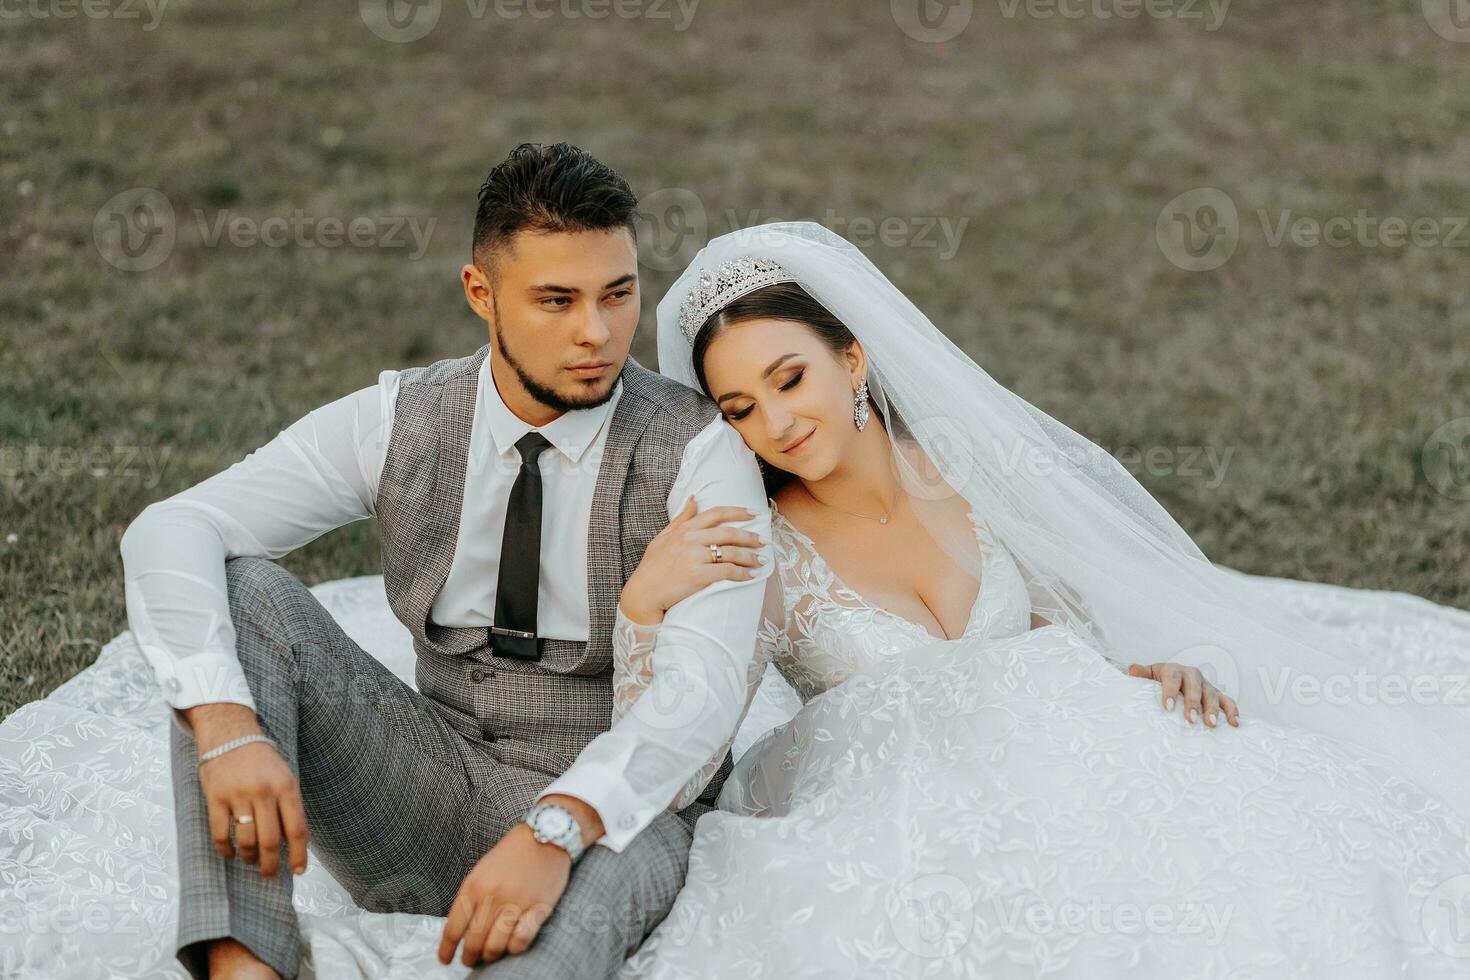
[{"xmin": 728, "ymin": 370, "xmax": 803, "ymax": 422}]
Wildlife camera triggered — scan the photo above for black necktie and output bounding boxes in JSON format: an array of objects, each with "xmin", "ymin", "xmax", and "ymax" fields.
[{"xmin": 490, "ymin": 431, "xmax": 552, "ymax": 661}]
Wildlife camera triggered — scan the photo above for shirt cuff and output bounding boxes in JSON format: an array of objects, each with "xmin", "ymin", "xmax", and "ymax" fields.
[
  {"xmin": 141, "ymin": 645, "xmax": 258, "ymax": 715},
  {"xmin": 535, "ymin": 758, "xmax": 662, "ymax": 854}
]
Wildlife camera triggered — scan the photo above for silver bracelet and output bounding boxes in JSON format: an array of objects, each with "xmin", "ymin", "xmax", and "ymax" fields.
[{"xmin": 198, "ymin": 733, "xmax": 275, "ymax": 764}]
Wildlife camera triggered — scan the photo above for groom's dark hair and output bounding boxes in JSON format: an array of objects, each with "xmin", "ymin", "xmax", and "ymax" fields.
[{"xmin": 472, "ymin": 142, "xmax": 639, "ymax": 283}]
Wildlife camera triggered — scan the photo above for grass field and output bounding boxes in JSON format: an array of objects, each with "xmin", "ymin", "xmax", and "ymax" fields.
[{"xmin": 2, "ymin": 0, "xmax": 1468, "ymax": 718}]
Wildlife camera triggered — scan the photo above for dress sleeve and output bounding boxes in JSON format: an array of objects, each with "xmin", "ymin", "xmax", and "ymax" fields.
[
  {"xmin": 610, "ymin": 569, "xmax": 785, "ymax": 813},
  {"xmin": 711, "ymin": 570, "xmax": 807, "ymax": 817},
  {"xmin": 610, "ymin": 604, "xmax": 663, "ymax": 728}
]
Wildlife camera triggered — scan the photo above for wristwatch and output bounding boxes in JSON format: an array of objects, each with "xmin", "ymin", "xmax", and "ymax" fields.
[{"xmin": 522, "ymin": 802, "xmax": 587, "ymax": 863}]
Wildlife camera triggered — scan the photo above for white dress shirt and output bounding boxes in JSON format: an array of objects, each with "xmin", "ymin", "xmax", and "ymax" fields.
[{"xmin": 120, "ymin": 344, "xmax": 772, "ymax": 853}]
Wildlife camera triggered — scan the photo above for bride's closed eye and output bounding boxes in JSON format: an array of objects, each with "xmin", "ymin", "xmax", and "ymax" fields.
[{"xmin": 726, "ymin": 370, "xmax": 803, "ymax": 421}]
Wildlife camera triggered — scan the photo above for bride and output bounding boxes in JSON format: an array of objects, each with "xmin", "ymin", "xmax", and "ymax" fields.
[{"xmin": 610, "ymin": 222, "xmax": 1470, "ymax": 978}]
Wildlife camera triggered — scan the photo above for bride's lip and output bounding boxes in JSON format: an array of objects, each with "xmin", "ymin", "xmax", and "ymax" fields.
[{"xmin": 782, "ymin": 429, "xmax": 816, "ymax": 454}]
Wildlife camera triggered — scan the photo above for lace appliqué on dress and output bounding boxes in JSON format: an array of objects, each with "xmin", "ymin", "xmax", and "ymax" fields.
[{"xmin": 610, "ymin": 603, "xmax": 774, "ymax": 812}]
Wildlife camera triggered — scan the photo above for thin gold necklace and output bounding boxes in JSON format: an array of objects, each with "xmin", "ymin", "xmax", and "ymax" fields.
[{"xmin": 800, "ymin": 481, "xmax": 897, "ymax": 525}]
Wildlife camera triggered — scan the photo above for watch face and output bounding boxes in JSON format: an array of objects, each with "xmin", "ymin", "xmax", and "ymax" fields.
[{"xmin": 536, "ymin": 806, "xmax": 574, "ymax": 839}]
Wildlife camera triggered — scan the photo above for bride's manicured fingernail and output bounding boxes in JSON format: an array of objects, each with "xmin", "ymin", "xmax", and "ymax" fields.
[
  {"xmin": 1165, "ymin": 697, "xmax": 1174, "ymax": 711},
  {"xmin": 757, "ymin": 554, "xmax": 768, "ymax": 564},
  {"xmin": 1207, "ymin": 712, "xmax": 1215, "ymax": 725}
]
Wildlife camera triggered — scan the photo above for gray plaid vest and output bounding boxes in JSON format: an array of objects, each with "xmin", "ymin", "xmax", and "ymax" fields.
[{"xmin": 375, "ymin": 343, "xmax": 734, "ymax": 812}]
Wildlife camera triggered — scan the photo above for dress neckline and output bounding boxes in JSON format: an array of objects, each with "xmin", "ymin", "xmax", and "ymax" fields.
[{"xmin": 770, "ymin": 498, "xmax": 990, "ymax": 643}]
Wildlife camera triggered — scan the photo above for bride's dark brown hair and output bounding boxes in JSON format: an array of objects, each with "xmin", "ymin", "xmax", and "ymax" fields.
[{"xmin": 690, "ymin": 281, "xmax": 898, "ymax": 498}]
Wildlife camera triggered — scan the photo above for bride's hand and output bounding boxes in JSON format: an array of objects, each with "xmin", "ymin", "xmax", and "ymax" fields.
[
  {"xmin": 620, "ymin": 496, "xmax": 767, "ymax": 626},
  {"xmin": 1126, "ymin": 662, "xmax": 1240, "ymax": 728}
]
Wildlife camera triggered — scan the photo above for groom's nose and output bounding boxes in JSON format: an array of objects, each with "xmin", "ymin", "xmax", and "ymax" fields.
[{"xmin": 571, "ymin": 306, "xmax": 612, "ymax": 348}]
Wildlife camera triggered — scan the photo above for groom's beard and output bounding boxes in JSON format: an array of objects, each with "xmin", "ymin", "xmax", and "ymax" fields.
[{"xmin": 491, "ymin": 317, "xmax": 619, "ymax": 414}]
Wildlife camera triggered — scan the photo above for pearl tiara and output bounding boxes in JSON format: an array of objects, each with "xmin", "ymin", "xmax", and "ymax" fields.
[{"xmin": 676, "ymin": 256, "xmax": 796, "ymax": 346}]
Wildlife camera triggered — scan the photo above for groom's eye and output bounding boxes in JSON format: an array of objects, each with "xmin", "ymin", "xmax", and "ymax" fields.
[
  {"xmin": 541, "ymin": 296, "xmax": 572, "ymax": 309},
  {"xmin": 605, "ymin": 289, "xmax": 633, "ymax": 302}
]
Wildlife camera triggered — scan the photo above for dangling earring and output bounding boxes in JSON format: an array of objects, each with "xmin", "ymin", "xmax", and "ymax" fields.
[{"xmin": 853, "ymin": 378, "xmax": 870, "ymax": 431}]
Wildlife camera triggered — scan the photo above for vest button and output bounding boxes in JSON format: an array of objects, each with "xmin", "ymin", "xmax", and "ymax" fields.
[{"xmin": 470, "ymin": 668, "xmax": 486, "ymax": 683}]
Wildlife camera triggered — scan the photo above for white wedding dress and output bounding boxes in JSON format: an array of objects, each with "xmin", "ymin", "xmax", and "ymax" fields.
[
  {"xmin": 616, "ymin": 500, "xmax": 1470, "ymax": 979},
  {"xmin": 4, "ymin": 527, "xmax": 1470, "ymax": 977}
]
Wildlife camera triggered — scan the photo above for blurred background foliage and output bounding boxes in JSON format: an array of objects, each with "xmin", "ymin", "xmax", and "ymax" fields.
[{"xmin": 2, "ymin": 0, "xmax": 1468, "ymax": 716}]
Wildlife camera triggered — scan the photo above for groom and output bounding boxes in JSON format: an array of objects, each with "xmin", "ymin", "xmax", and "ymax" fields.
[{"xmin": 120, "ymin": 142, "xmax": 772, "ymax": 979}]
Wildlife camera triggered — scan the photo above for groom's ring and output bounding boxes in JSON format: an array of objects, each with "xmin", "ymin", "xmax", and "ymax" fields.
[
  {"xmin": 235, "ymin": 813, "xmax": 253, "ymax": 824},
  {"xmin": 708, "ymin": 544, "xmax": 723, "ymax": 563}
]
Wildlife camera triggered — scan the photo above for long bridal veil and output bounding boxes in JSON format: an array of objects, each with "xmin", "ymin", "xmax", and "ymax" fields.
[{"xmin": 655, "ymin": 221, "xmax": 1470, "ymax": 819}]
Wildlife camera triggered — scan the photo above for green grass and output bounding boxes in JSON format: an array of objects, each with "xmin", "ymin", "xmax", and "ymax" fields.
[{"xmin": 3, "ymin": 0, "xmax": 1468, "ymax": 718}]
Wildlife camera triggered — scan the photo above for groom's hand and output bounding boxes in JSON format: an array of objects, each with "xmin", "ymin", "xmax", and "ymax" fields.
[
  {"xmin": 437, "ymin": 795, "xmax": 597, "ymax": 968},
  {"xmin": 183, "ymin": 702, "xmax": 310, "ymax": 879}
]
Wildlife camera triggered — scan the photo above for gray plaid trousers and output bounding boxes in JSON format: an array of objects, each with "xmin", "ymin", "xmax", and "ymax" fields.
[{"xmin": 169, "ymin": 556, "xmax": 700, "ymax": 980}]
